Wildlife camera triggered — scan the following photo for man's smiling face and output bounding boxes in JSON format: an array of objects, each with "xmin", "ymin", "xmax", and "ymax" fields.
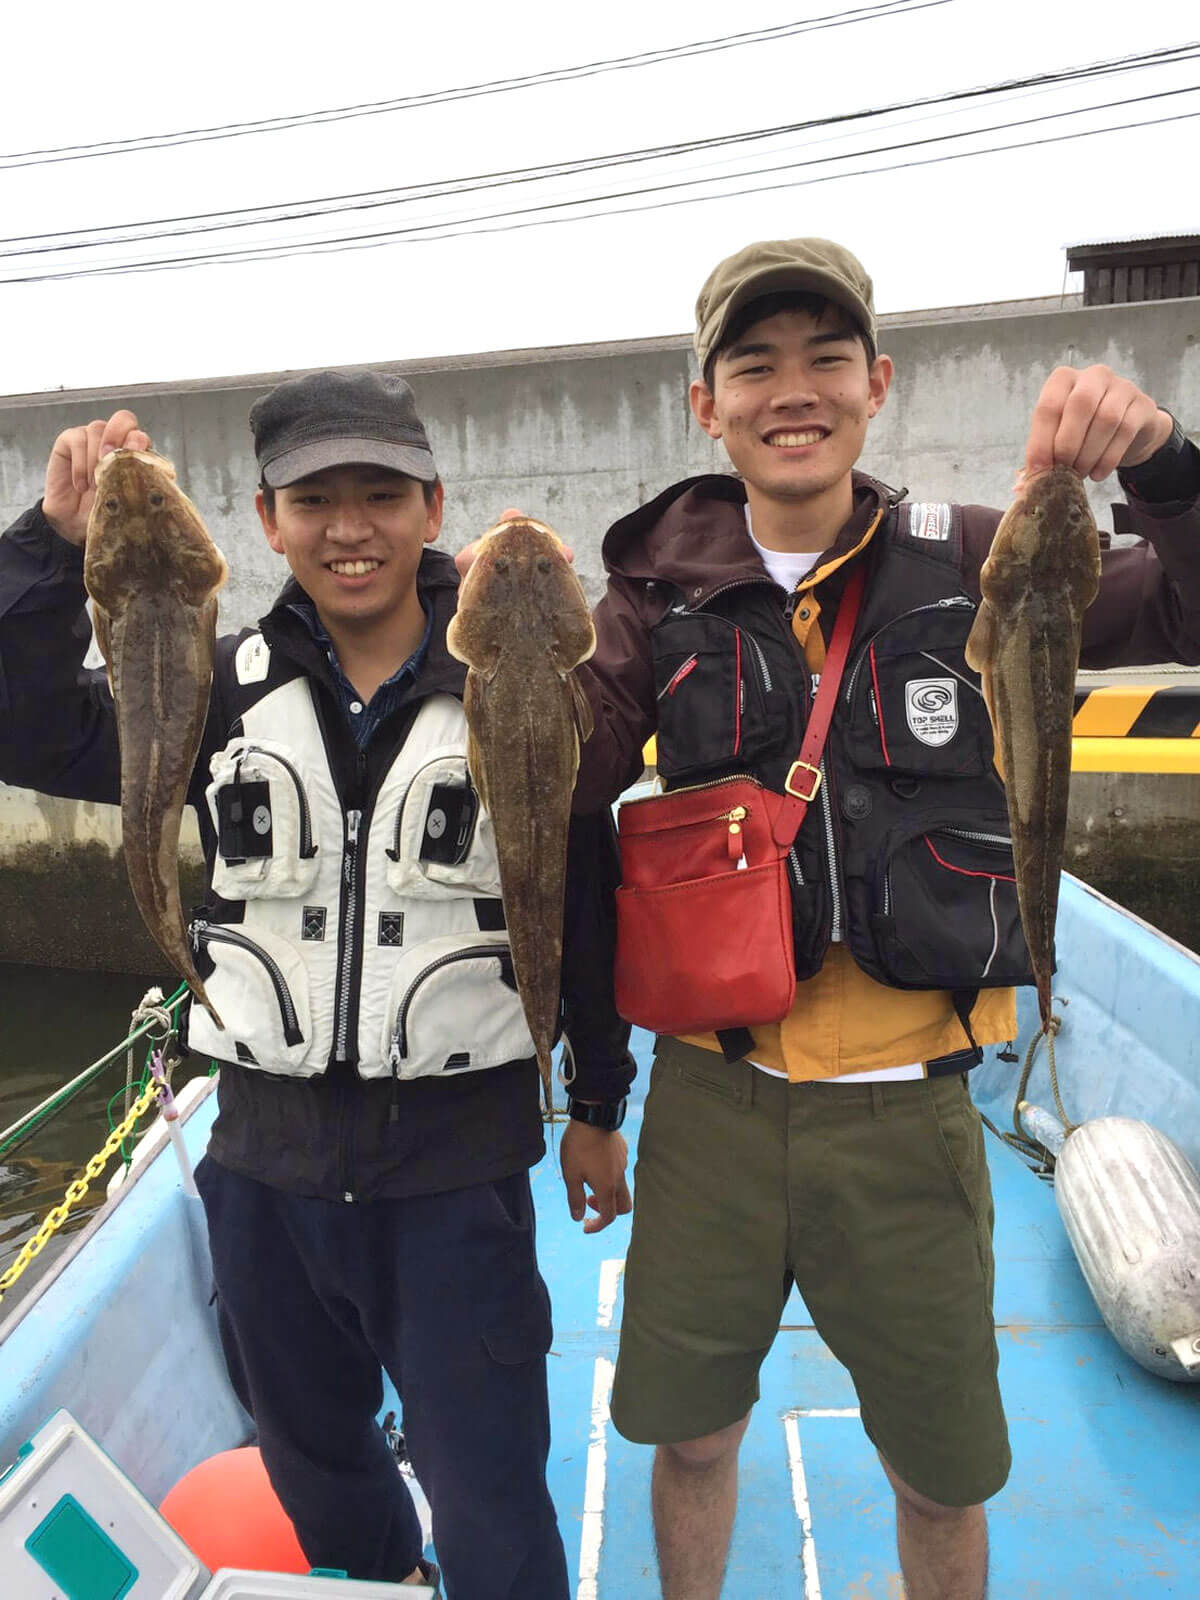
[
  {"xmin": 690, "ymin": 304, "xmax": 892, "ymax": 506},
  {"xmin": 257, "ymin": 463, "xmax": 442, "ymax": 628}
]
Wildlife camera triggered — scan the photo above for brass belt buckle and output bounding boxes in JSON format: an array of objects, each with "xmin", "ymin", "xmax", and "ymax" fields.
[{"xmin": 784, "ymin": 760, "xmax": 822, "ymax": 802}]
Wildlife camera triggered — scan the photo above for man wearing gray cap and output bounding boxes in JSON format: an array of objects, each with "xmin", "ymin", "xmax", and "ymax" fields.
[
  {"xmin": 0, "ymin": 369, "xmax": 634, "ymax": 1597},
  {"xmin": 561, "ymin": 238, "xmax": 1200, "ymax": 1598}
]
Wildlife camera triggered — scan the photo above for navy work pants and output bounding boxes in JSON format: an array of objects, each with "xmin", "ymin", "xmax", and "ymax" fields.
[{"xmin": 195, "ymin": 1157, "xmax": 569, "ymax": 1599}]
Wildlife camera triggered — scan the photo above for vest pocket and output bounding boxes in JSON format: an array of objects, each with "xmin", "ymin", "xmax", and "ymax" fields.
[
  {"xmin": 381, "ymin": 932, "xmax": 535, "ymax": 1079},
  {"xmin": 868, "ymin": 821, "xmax": 1033, "ymax": 988},
  {"xmin": 190, "ymin": 921, "xmax": 313, "ymax": 1067},
  {"xmin": 652, "ymin": 612, "xmax": 773, "ymax": 779},
  {"xmin": 206, "ymin": 739, "xmax": 321, "ymax": 900},
  {"xmin": 842, "ymin": 601, "xmax": 992, "ymax": 778},
  {"xmin": 384, "ymin": 753, "xmax": 501, "ymax": 899}
]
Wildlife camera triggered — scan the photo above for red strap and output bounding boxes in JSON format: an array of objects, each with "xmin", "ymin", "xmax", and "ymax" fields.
[{"xmin": 772, "ymin": 561, "xmax": 866, "ymax": 846}]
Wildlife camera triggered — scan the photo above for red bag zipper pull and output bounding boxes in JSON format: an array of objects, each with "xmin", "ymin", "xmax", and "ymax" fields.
[{"xmin": 726, "ymin": 806, "xmax": 747, "ymax": 864}]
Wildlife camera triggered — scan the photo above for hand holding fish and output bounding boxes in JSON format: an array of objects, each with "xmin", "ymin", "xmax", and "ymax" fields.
[
  {"xmin": 1024, "ymin": 365, "xmax": 1173, "ymax": 482},
  {"xmin": 42, "ymin": 410, "xmax": 151, "ymax": 545}
]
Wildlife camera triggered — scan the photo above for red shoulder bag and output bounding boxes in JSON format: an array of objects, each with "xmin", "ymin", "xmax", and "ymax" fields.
[{"xmin": 613, "ymin": 564, "xmax": 864, "ymax": 1036}]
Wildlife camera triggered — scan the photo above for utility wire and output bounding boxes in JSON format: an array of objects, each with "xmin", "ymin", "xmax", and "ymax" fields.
[
  {"xmin": 4, "ymin": 42, "xmax": 1195, "ymax": 258},
  {"xmin": 0, "ymin": 0, "xmax": 945, "ymax": 170},
  {"xmin": 2, "ymin": 96, "xmax": 1192, "ymax": 285}
]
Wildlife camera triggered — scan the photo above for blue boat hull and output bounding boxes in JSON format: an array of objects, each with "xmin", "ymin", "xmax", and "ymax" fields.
[{"xmin": 3, "ymin": 874, "xmax": 1199, "ymax": 1596}]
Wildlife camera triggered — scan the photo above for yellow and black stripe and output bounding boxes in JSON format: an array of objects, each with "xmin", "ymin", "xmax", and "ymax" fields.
[{"xmin": 1072, "ymin": 686, "xmax": 1200, "ymax": 773}]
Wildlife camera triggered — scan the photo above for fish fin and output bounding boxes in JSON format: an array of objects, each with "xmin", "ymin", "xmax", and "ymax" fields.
[
  {"xmin": 445, "ymin": 612, "xmax": 469, "ymax": 666},
  {"xmin": 448, "ymin": 611, "xmax": 502, "ymax": 679},
  {"xmin": 92, "ymin": 606, "xmax": 116, "ymax": 697},
  {"xmin": 467, "ymin": 727, "xmax": 491, "ymax": 813},
  {"xmin": 965, "ymin": 601, "xmax": 1006, "ymax": 782},
  {"xmin": 569, "ymin": 671, "xmax": 594, "ymax": 744},
  {"xmin": 963, "ymin": 598, "xmax": 996, "ymax": 675}
]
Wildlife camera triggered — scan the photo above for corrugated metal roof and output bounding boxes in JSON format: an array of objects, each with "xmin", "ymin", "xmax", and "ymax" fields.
[{"xmin": 1066, "ymin": 232, "xmax": 1200, "ymax": 251}]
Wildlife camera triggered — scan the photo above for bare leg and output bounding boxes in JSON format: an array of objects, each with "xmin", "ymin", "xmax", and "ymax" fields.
[
  {"xmin": 652, "ymin": 1412, "xmax": 751, "ymax": 1600},
  {"xmin": 879, "ymin": 1452, "xmax": 988, "ymax": 1600}
]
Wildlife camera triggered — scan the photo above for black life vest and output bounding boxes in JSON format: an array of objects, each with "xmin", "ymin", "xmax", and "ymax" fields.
[{"xmin": 647, "ymin": 502, "xmax": 1037, "ymax": 1001}]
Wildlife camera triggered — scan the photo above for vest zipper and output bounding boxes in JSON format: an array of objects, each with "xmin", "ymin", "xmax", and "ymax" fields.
[
  {"xmin": 239, "ymin": 745, "xmax": 318, "ymax": 859},
  {"xmin": 334, "ymin": 808, "xmax": 363, "ymax": 1062},
  {"xmin": 842, "ymin": 596, "xmax": 975, "ymax": 709},
  {"xmin": 882, "ymin": 828, "xmax": 1014, "ymax": 914},
  {"xmin": 808, "ymin": 671, "xmax": 843, "ymax": 942},
  {"xmin": 388, "ymin": 943, "xmax": 513, "ymax": 1065},
  {"xmin": 386, "ymin": 757, "xmax": 477, "ymax": 862},
  {"xmin": 191, "ymin": 921, "xmax": 304, "ymax": 1046}
]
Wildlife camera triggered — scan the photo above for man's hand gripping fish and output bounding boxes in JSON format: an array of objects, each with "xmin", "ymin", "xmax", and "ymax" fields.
[
  {"xmin": 447, "ymin": 517, "xmax": 596, "ymax": 1107},
  {"xmin": 84, "ymin": 449, "xmax": 228, "ymax": 1027},
  {"xmin": 964, "ymin": 465, "xmax": 1101, "ymax": 1031}
]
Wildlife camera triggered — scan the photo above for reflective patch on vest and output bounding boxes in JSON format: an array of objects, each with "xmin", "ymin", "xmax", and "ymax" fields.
[
  {"xmin": 905, "ymin": 678, "xmax": 958, "ymax": 745},
  {"xmin": 235, "ymin": 633, "xmax": 272, "ymax": 684},
  {"xmin": 378, "ymin": 912, "xmax": 405, "ymax": 947},
  {"xmin": 302, "ymin": 906, "xmax": 327, "ymax": 941},
  {"xmin": 906, "ymin": 503, "xmax": 952, "ymax": 542}
]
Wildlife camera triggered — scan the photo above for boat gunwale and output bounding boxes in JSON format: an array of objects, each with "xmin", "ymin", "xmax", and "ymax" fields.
[{"xmin": 0, "ymin": 1072, "xmax": 218, "ymax": 1342}]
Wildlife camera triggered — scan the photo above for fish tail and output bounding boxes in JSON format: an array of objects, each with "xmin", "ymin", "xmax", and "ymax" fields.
[
  {"xmin": 1036, "ymin": 973, "xmax": 1053, "ymax": 1034},
  {"xmin": 536, "ymin": 1044, "xmax": 554, "ymax": 1114},
  {"xmin": 195, "ymin": 984, "xmax": 224, "ymax": 1033}
]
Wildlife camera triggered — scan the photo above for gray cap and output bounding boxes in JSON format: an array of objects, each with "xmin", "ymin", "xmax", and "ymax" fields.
[
  {"xmin": 250, "ymin": 369, "xmax": 438, "ymax": 489},
  {"xmin": 695, "ymin": 237, "xmax": 876, "ymax": 373}
]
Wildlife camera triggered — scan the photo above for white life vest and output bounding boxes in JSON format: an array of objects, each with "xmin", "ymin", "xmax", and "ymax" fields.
[{"xmin": 186, "ymin": 635, "xmax": 536, "ymax": 1081}]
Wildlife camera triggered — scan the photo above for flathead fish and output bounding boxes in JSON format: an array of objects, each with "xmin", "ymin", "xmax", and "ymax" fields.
[
  {"xmin": 84, "ymin": 449, "xmax": 228, "ymax": 1027},
  {"xmin": 447, "ymin": 517, "xmax": 595, "ymax": 1102},
  {"xmin": 964, "ymin": 465, "xmax": 1101, "ymax": 1029}
]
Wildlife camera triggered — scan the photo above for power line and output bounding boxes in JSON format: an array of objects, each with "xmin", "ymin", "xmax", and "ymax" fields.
[
  {"xmin": 4, "ymin": 41, "xmax": 1195, "ymax": 259},
  {"xmin": 3, "ymin": 97, "xmax": 1192, "ymax": 285},
  {"xmin": 0, "ymin": 1, "xmax": 945, "ymax": 170}
]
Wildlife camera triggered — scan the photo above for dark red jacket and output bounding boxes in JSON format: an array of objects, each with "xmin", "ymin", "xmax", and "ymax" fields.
[{"xmin": 573, "ymin": 464, "xmax": 1200, "ymax": 813}]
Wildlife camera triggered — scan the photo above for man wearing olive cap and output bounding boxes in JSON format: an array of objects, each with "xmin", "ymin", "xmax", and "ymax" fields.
[{"xmin": 560, "ymin": 237, "xmax": 1200, "ymax": 1598}]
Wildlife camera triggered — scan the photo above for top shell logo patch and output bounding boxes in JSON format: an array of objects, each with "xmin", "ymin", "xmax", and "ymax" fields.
[{"xmin": 905, "ymin": 678, "xmax": 958, "ymax": 746}]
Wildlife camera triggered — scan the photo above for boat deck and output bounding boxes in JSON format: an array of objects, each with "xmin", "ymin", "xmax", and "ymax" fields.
[{"xmin": 537, "ymin": 1027, "xmax": 1200, "ymax": 1599}]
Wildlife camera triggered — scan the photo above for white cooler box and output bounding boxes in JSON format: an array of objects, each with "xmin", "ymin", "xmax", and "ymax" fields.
[{"xmin": 0, "ymin": 1411, "xmax": 433, "ymax": 1599}]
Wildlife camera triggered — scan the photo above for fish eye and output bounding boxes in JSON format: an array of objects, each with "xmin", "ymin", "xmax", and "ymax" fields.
[
  {"xmin": 494, "ymin": 557, "xmax": 510, "ymax": 573},
  {"xmin": 149, "ymin": 492, "xmax": 165, "ymax": 507},
  {"xmin": 104, "ymin": 496, "xmax": 120, "ymax": 512},
  {"xmin": 536, "ymin": 556, "xmax": 552, "ymax": 574}
]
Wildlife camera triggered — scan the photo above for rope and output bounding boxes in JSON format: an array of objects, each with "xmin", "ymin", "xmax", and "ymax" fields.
[
  {"xmin": 1011, "ymin": 1006, "xmax": 1076, "ymax": 1138},
  {"xmin": 0, "ymin": 983, "xmax": 188, "ymax": 1160},
  {"xmin": 983, "ymin": 999, "xmax": 1077, "ymax": 1174},
  {"xmin": 124, "ymin": 987, "xmax": 176, "ymax": 1121}
]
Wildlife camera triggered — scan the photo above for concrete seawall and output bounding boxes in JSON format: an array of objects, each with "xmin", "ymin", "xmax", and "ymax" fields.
[{"xmin": 1, "ymin": 291, "xmax": 1198, "ymax": 970}]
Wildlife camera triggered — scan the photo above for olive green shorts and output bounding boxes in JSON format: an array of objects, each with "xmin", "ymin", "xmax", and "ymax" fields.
[{"xmin": 610, "ymin": 1037, "xmax": 1011, "ymax": 1508}]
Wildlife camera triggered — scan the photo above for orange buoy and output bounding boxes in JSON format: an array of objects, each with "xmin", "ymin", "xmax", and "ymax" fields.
[{"xmin": 160, "ymin": 1445, "xmax": 308, "ymax": 1574}]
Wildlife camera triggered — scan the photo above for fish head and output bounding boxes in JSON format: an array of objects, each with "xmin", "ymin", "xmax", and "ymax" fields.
[
  {"xmin": 979, "ymin": 465, "xmax": 1100, "ymax": 616},
  {"xmin": 449, "ymin": 515, "xmax": 595, "ymax": 676},
  {"xmin": 85, "ymin": 449, "xmax": 228, "ymax": 612}
]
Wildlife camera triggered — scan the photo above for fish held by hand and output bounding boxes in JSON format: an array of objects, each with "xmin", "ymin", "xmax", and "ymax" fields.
[
  {"xmin": 964, "ymin": 465, "xmax": 1100, "ymax": 1031},
  {"xmin": 84, "ymin": 449, "xmax": 228, "ymax": 1029},
  {"xmin": 446, "ymin": 515, "xmax": 595, "ymax": 1105}
]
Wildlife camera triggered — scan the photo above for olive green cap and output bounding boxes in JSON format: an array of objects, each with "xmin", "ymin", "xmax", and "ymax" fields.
[{"xmin": 694, "ymin": 237, "xmax": 876, "ymax": 374}]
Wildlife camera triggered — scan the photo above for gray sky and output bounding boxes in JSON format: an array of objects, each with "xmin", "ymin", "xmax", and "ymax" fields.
[{"xmin": 2, "ymin": 0, "xmax": 1196, "ymax": 397}]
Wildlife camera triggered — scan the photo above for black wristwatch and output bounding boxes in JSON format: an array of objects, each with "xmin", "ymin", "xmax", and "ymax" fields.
[
  {"xmin": 1118, "ymin": 411, "xmax": 1197, "ymax": 502},
  {"xmin": 566, "ymin": 1095, "xmax": 628, "ymax": 1131}
]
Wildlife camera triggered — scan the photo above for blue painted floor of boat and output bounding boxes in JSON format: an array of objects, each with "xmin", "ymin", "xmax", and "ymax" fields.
[{"xmin": 531, "ymin": 1028, "xmax": 1200, "ymax": 1599}]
